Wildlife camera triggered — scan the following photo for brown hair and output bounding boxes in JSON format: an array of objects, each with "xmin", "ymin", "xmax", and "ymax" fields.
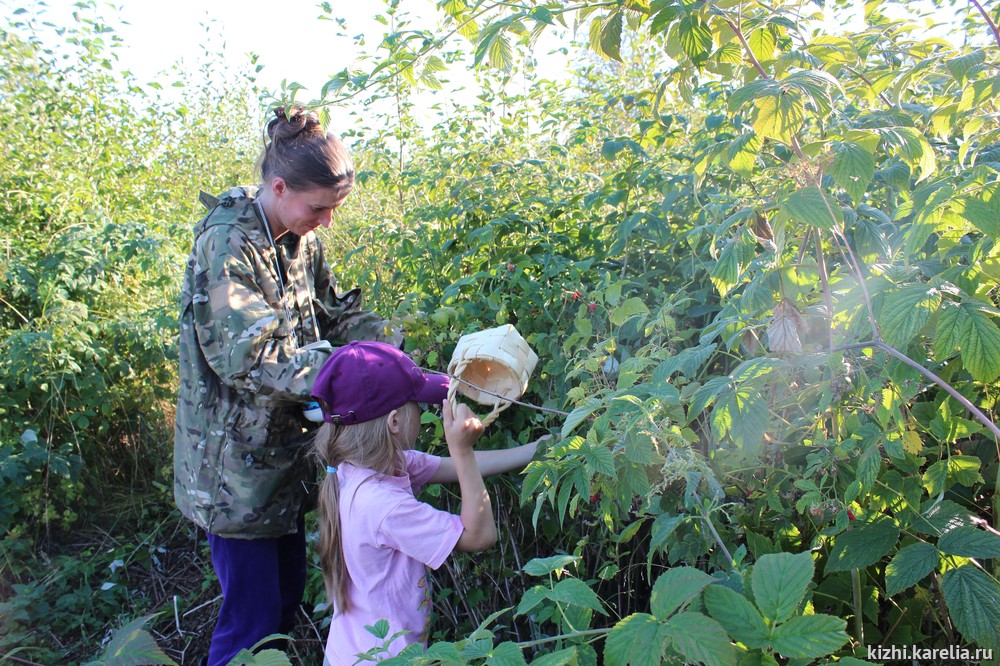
[
  {"xmin": 256, "ymin": 106, "xmax": 355, "ymax": 195},
  {"xmin": 312, "ymin": 402, "xmax": 420, "ymax": 612}
]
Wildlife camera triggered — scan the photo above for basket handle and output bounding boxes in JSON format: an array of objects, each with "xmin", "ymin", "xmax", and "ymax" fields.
[{"xmin": 447, "ymin": 359, "xmax": 510, "ymax": 427}]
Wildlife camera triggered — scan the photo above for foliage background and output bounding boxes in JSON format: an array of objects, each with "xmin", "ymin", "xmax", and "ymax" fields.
[{"xmin": 1, "ymin": 0, "xmax": 1000, "ymax": 664}]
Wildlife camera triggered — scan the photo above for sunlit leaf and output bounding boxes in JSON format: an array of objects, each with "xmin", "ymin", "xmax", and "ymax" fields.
[
  {"xmin": 878, "ymin": 284, "xmax": 941, "ymax": 350},
  {"xmin": 831, "ymin": 141, "xmax": 875, "ymax": 203},
  {"xmin": 777, "ymin": 186, "xmax": 844, "ymax": 230}
]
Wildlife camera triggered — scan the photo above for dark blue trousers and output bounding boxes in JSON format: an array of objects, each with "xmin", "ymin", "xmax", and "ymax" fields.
[{"xmin": 206, "ymin": 522, "xmax": 307, "ymax": 666}]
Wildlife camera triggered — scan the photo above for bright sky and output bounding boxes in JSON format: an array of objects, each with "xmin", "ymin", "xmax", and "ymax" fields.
[
  {"xmin": 4, "ymin": 0, "xmax": 969, "ymax": 128},
  {"xmin": 0, "ymin": 0, "xmax": 560, "ymax": 132},
  {"xmin": 4, "ymin": 0, "xmax": 575, "ymax": 132}
]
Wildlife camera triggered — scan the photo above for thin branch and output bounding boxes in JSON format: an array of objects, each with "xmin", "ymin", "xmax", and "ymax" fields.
[
  {"xmin": 722, "ymin": 15, "xmax": 807, "ymax": 161},
  {"xmin": 872, "ymin": 341, "xmax": 1000, "ymax": 441},
  {"xmin": 969, "ymin": 0, "xmax": 1000, "ymax": 50},
  {"xmin": 421, "ymin": 367, "xmax": 571, "ymax": 417},
  {"xmin": 843, "ymin": 65, "xmax": 893, "ymax": 109},
  {"xmin": 723, "ymin": 16, "xmax": 770, "ymax": 80},
  {"xmin": 817, "ymin": 340, "xmax": 1000, "ymax": 440}
]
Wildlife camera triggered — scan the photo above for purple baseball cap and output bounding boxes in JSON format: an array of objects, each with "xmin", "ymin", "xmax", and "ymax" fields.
[{"xmin": 311, "ymin": 340, "xmax": 450, "ymax": 425}]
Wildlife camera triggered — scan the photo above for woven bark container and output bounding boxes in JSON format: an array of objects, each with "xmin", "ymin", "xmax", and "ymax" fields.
[{"xmin": 447, "ymin": 324, "xmax": 538, "ymax": 425}]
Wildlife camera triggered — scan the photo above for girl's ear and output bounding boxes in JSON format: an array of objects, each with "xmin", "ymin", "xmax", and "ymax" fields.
[{"xmin": 385, "ymin": 408, "xmax": 403, "ymax": 435}]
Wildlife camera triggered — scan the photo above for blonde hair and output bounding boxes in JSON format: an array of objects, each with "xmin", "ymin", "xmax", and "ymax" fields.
[{"xmin": 312, "ymin": 402, "xmax": 420, "ymax": 612}]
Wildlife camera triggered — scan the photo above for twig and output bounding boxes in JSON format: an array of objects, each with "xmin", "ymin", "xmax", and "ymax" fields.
[
  {"xmin": 969, "ymin": 0, "xmax": 1000, "ymax": 49},
  {"xmin": 173, "ymin": 595, "xmax": 183, "ymax": 636},
  {"xmin": 834, "ymin": 340, "xmax": 1000, "ymax": 441},
  {"xmin": 299, "ymin": 604, "xmax": 324, "ymax": 645},
  {"xmin": 182, "ymin": 594, "xmax": 222, "ymax": 618},
  {"xmin": 873, "ymin": 341, "xmax": 1000, "ymax": 441},
  {"xmin": 421, "ymin": 367, "xmax": 571, "ymax": 417}
]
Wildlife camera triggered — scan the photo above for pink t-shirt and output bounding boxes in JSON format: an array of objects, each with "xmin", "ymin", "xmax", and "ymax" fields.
[{"xmin": 323, "ymin": 450, "xmax": 465, "ymax": 665}]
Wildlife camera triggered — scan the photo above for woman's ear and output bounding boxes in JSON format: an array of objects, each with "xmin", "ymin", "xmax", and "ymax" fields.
[{"xmin": 270, "ymin": 176, "xmax": 287, "ymax": 198}]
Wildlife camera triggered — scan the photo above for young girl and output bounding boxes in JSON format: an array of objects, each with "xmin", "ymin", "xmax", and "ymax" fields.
[{"xmin": 310, "ymin": 340, "xmax": 541, "ymax": 664}]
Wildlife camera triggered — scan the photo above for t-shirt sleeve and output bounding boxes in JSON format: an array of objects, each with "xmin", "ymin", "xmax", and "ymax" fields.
[
  {"xmin": 404, "ymin": 449, "xmax": 442, "ymax": 494},
  {"xmin": 376, "ymin": 494, "xmax": 464, "ymax": 570}
]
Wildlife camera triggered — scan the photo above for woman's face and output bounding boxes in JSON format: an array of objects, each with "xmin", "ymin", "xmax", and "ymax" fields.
[{"xmin": 267, "ymin": 178, "xmax": 350, "ymax": 238}]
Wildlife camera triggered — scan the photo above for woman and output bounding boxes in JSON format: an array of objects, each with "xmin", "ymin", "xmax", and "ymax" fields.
[{"xmin": 173, "ymin": 107, "xmax": 399, "ymax": 666}]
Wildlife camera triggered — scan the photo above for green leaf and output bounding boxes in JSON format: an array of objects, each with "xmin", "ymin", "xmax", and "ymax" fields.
[
  {"xmin": 726, "ymin": 132, "xmax": 761, "ymax": 178},
  {"xmin": 703, "ymin": 584, "xmax": 770, "ymax": 649},
  {"xmin": 649, "ymin": 514, "xmax": 685, "ymax": 557},
  {"xmin": 653, "ymin": 344, "xmax": 717, "ymax": 381},
  {"xmin": 882, "ymin": 126, "xmax": 936, "ymax": 182},
  {"xmin": 710, "ymin": 239, "xmax": 742, "ymax": 296},
  {"xmin": 528, "ymin": 647, "xmax": 579, "ymax": 666},
  {"xmin": 777, "ymin": 186, "xmax": 843, "ymax": 231},
  {"xmin": 562, "ymin": 400, "xmax": 601, "ymax": 439},
  {"xmin": 825, "ymin": 519, "xmax": 900, "ymax": 573},
  {"xmin": 912, "ymin": 499, "xmax": 976, "ymax": 536},
  {"xmin": 831, "ymin": 141, "xmax": 875, "ymax": 204},
  {"xmin": 941, "ymin": 564, "xmax": 1000, "ymax": 648},
  {"xmin": 885, "ymin": 542, "xmax": 939, "ymax": 595},
  {"xmin": 590, "ymin": 11, "xmax": 623, "ymax": 62},
  {"xmin": 93, "ymin": 614, "xmax": 177, "ymax": 666},
  {"xmin": 611, "ymin": 297, "xmax": 650, "ymax": 327},
  {"xmin": 949, "ymin": 455, "xmax": 985, "ymax": 487},
  {"xmin": 365, "ymin": 618, "xmax": 391, "ymax": 638},
  {"xmin": 939, "ymin": 302, "xmax": 1000, "ymax": 383},
  {"xmin": 710, "ymin": 387, "xmax": 769, "ymax": 456},
  {"xmin": 923, "ymin": 460, "xmax": 950, "ymax": 497},
  {"xmin": 747, "ymin": 28, "xmax": 777, "ymax": 64},
  {"xmin": 665, "ymin": 611, "xmax": 737, "ymax": 666},
  {"xmin": 878, "ymin": 284, "xmax": 941, "ymax": 349},
  {"xmin": 751, "ymin": 551, "xmax": 815, "ymax": 623},
  {"xmin": 856, "ymin": 442, "xmax": 882, "ymax": 494},
  {"xmin": 605, "ymin": 614, "xmax": 670, "ymax": 666},
  {"xmin": 770, "ymin": 614, "xmax": 850, "ymax": 659},
  {"xmin": 959, "ymin": 195, "xmax": 1000, "ymax": 237},
  {"xmin": 678, "ymin": 15, "xmax": 713, "ymax": 65},
  {"xmin": 938, "ymin": 526, "xmax": 1000, "ymax": 559},
  {"xmin": 650, "ymin": 567, "xmax": 716, "ymax": 620},
  {"xmin": 488, "ymin": 641, "xmax": 528, "ymax": 666},
  {"xmin": 516, "ymin": 585, "xmax": 550, "ymax": 616},
  {"xmin": 523, "ymin": 555, "xmax": 580, "ymax": 576},
  {"xmin": 752, "ymin": 91, "xmax": 804, "ymax": 142},
  {"xmin": 548, "ymin": 577, "xmax": 607, "ymax": 614},
  {"xmin": 958, "ymin": 75, "xmax": 1000, "ymax": 113},
  {"xmin": 947, "ymin": 49, "xmax": 986, "ymax": 85}
]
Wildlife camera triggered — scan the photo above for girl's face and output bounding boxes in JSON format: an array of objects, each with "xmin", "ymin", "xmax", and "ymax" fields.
[{"xmin": 266, "ymin": 178, "xmax": 350, "ymax": 238}]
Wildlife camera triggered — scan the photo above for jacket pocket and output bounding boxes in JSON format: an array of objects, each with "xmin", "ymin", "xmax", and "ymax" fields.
[{"xmin": 219, "ymin": 415, "xmax": 310, "ymax": 531}]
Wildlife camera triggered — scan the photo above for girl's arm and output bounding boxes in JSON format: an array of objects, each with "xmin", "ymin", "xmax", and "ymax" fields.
[
  {"xmin": 441, "ymin": 400, "xmax": 497, "ymax": 552},
  {"xmin": 429, "ymin": 437, "xmax": 547, "ymax": 484}
]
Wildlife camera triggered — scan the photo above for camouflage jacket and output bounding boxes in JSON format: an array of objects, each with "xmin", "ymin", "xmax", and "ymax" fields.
[{"xmin": 174, "ymin": 186, "xmax": 397, "ymax": 538}]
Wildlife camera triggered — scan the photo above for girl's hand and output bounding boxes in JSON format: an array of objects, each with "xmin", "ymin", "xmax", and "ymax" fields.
[{"xmin": 442, "ymin": 399, "xmax": 484, "ymax": 456}]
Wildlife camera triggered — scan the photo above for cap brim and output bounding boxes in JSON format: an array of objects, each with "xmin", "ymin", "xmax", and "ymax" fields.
[{"xmin": 413, "ymin": 372, "xmax": 449, "ymax": 405}]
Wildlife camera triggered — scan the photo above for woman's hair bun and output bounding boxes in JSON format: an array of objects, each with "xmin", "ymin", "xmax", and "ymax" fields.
[
  {"xmin": 257, "ymin": 105, "xmax": 353, "ymax": 191},
  {"xmin": 265, "ymin": 106, "xmax": 323, "ymax": 143}
]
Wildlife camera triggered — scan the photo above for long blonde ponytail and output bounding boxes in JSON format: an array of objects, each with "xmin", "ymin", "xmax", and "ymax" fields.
[{"xmin": 312, "ymin": 403, "xmax": 419, "ymax": 612}]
